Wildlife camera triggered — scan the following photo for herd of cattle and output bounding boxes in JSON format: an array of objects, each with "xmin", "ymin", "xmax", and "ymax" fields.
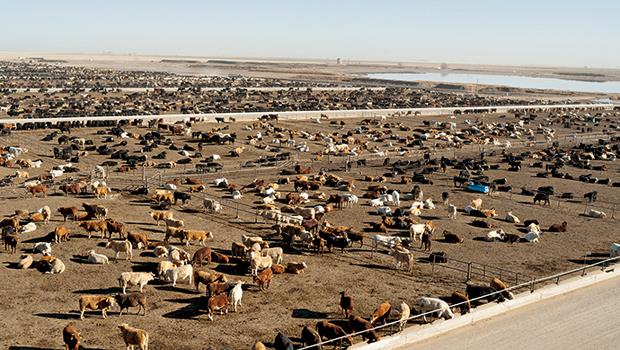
[
  {"xmin": 0, "ymin": 60, "xmax": 335, "ymax": 90},
  {"xmin": 0, "ymin": 61, "xmax": 573, "ymax": 121},
  {"xmin": 0, "ymin": 103, "xmax": 618, "ymax": 349}
]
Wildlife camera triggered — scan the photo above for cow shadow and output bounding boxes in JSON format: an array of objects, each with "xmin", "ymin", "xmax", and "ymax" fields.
[
  {"xmin": 350, "ymin": 262, "xmax": 393, "ymax": 271},
  {"xmin": 21, "ymin": 233, "xmax": 55, "ymax": 244},
  {"xmin": 131, "ymin": 261, "xmax": 158, "ymax": 273},
  {"xmin": 472, "ymin": 237, "xmax": 489, "ymax": 242},
  {"xmin": 418, "ymin": 215, "xmax": 441, "ymax": 220},
  {"xmin": 125, "ymin": 221, "xmax": 151, "ymax": 225},
  {"xmin": 568, "ymin": 257, "xmax": 610, "ymax": 265},
  {"xmin": 291, "ymin": 308, "xmax": 329, "ymax": 319},
  {"xmin": 155, "ymin": 285, "xmax": 196, "ymax": 295},
  {"xmin": 161, "ymin": 296, "xmax": 204, "ymax": 320},
  {"xmin": 139, "ymin": 251, "xmax": 157, "ymax": 258},
  {"xmin": 73, "ymin": 287, "xmax": 119, "ymax": 294},
  {"xmin": 140, "ymin": 227, "xmax": 163, "ymax": 234},
  {"xmin": 214, "ymin": 264, "xmax": 248, "ymax": 276},
  {"xmin": 179, "ymin": 208, "xmax": 202, "ymax": 214},
  {"xmin": 69, "ymin": 255, "xmax": 90, "ymax": 264},
  {"xmin": 34, "ymin": 312, "xmax": 80, "ymax": 320},
  {"xmin": 4, "ymin": 261, "xmax": 26, "ymax": 269}
]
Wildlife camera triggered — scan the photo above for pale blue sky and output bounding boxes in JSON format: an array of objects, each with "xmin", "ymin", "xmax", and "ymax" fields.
[{"xmin": 2, "ymin": 0, "xmax": 618, "ymax": 68}]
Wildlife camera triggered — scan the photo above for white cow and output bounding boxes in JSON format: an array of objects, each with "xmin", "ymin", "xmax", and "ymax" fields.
[
  {"xmin": 527, "ymin": 223, "xmax": 541, "ymax": 234},
  {"xmin": 249, "ymin": 251, "xmax": 273, "ymax": 276},
  {"xmin": 229, "ymin": 281, "xmax": 244, "ymax": 312},
  {"xmin": 20, "ymin": 222, "xmax": 37, "ymax": 234},
  {"xmin": 410, "ymin": 223, "xmax": 432, "ymax": 241},
  {"xmin": 371, "ymin": 234, "xmax": 402, "ymax": 255},
  {"xmin": 105, "ymin": 240, "xmax": 133, "ymax": 261},
  {"xmin": 261, "ymin": 247, "xmax": 284, "ymax": 265},
  {"xmin": 486, "ymin": 229, "xmax": 506, "ymax": 242},
  {"xmin": 214, "ymin": 178, "xmax": 229, "ymax": 188},
  {"xmin": 343, "ymin": 193, "xmax": 358, "ymax": 208},
  {"xmin": 164, "ymin": 264, "xmax": 193, "ymax": 287},
  {"xmin": 87, "ymin": 250, "xmax": 109, "ymax": 264},
  {"xmin": 447, "ymin": 204, "xmax": 457, "ymax": 219},
  {"xmin": 586, "ymin": 209, "xmax": 607, "ymax": 218},
  {"xmin": 377, "ymin": 206, "xmax": 392, "ymax": 216},
  {"xmin": 34, "ymin": 242, "xmax": 52, "ymax": 256},
  {"xmin": 415, "ymin": 297, "xmax": 454, "ymax": 322},
  {"xmin": 505, "ymin": 211, "xmax": 520, "ymax": 224},
  {"xmin": 46, "ymin": 258, "xmax": 66, "ymax": 274},
  {"xmin": 424, "ymin": 199, "xmax": 436, "ymax": 210},
  {"xmin": 370, "ymin": 198, "xmax": 384, "ymax": 207},
  {"xmin": 203, "ymin": 198, "xmax": 222, "ymax": 213},
  {"xmin": 524, "ymin": 231, "xmax": 540, "ymax": 243},
  {"xmin": 118, "ymin": 272, "xmax": 155, "ymax": 294}
]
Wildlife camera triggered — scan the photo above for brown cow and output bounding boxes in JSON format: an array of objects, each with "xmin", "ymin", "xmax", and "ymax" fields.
[
  {"xmin": 54, "ymin": 226, "xmax": 71, "ymax": 243},
  {"xmin": 548, "ymin": 221, "xmax": 568, "ymax": 233},
  {"xmin": 370, "ymin": 301, "xmax": 391, "ymax": 325},
  {"xmin": 63, "ymin": 323, "xmax": 82, "ymax": 350},
  {"xmin": 443, "ymin": 230, "xmax": 465, "ymax": 243},
  {"xmin": 451, "ymin": 291, "xmax": 471, "ymax": 314},
  {"xmin": 340, "ymin": 290, "xmax": 353, "ymax": 317},
  {"xmin": 316, "ymin": 321, "xmax": 352, "ymax": 348},
  {"xmin": 207, "ymin": 281, "xmax": 229, "ymax": 298},
  {"xmin": 58, "ymin": 207, "xmax": 78, "ymax": 221},
  {"xmin": 207, "ymin": 293, "xmax": 229, "ymax": 321},
  {"xmin": 79, "ymin": 220, "xmax": 107, "ymax": 239},
  {"xmin": 193, "ymin": 270, "xmax": 227, "ymax": 292},
  {"xmin": 78, "ymin": 295, "xmax": 116, "ymax": 319},
  {"xmin": 27, "ymin": 184, "xmax": 47, "ymax": 198},
  {"xmin": 349, "ymin": 315, "xmax": 380, "ymax": 343},
  {"xmin": 127, "ymin": 231, "xmax": 148, "ymax": 249},
  {"xmin": 105, "ymin": 218, "xmax": 126, "ymax": 239},
  {"xmin": 211, "ymin": 251, "xmax": 230, "ymax": 264},
  {"xmin": 191, "ymin": 246, "xmax": 212, "ymax": 266},
  {"xmin": 253, "ymin": 268, "xmax": 273, "ymax": 291}
]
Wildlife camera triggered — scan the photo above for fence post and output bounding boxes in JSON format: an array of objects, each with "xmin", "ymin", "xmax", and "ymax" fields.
[
  {"xmin": 466, "ymin": 262, "xmax": 472, "ymax": 281},
  {"xmin": 236, "ymin": 202, "xmax": 239, "ymax": 219},
  {"xmin": 530, "ymin": 277, "xmax": 535, "ymax": 293},
  {"xmin": 431, "ymin": 254, "xmax": 436, "ymax": 279}
]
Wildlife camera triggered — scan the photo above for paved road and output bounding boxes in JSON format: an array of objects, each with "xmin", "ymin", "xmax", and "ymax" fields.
[
  {"xmin": 404, "ymin": 276, "xmax": 620, "ymax": 350},
  {"xmin": 0, "ymin": 103, "xmax": 611, "ymax": 124}
]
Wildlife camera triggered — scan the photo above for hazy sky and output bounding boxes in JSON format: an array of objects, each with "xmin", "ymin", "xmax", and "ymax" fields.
[{"xmin": 2, "ymin": 0, "xmax": 618, "ymax": 68}]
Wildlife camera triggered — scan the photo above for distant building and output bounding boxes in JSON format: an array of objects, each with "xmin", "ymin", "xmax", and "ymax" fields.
[{"xmin": 336, "ymin": 58, "xmax": 342, "ymax": 65}]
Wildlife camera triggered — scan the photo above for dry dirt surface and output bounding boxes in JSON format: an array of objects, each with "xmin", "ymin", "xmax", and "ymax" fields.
[{"xmin": 0, "ymin": 108, "xmax": 619, "ymax": 349}]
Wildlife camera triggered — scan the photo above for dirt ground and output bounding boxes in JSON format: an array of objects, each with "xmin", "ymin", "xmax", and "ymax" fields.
[{"xmin": 0, "ymin": 109, "xmax": 619, "ymax": 349}]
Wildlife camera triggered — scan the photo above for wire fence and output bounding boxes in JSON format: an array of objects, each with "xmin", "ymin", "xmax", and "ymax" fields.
[{"xmin": 296, "ymin": 255, "xmax": 620, "ymax": 350}]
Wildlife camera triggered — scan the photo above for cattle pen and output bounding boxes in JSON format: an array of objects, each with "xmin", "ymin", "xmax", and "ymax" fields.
[{"xmin": 1, "ymin": 102, "xmax": 619, "ymax": 349}]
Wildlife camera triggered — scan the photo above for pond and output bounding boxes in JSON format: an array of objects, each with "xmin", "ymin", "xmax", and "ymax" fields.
[{"xmin": 367, "ymin": 72, "xmax": 620, "ymax": 94}]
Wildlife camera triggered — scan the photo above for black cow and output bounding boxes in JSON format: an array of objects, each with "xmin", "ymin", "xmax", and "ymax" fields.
[
  {"xmin": 533, "ymin": 193, "xmax": 550, "ymax": 206},
  {"xmin": 584, "ymin": 191, "xmax": 597, "ymax": 203},
  {"xmin": 114, "ymin": 292, "xmax": 147, "ymax": 316},
  {"xmin": 173, "ymin": 191, "xmax": 191, "ymax": 205}
]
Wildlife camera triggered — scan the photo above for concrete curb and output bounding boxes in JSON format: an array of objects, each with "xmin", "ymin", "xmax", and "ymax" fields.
[
  {"xmin": 0, "ymin": 103, "xmax": 610, "ymax": 124},
  {"xmin": 352, "ymin": 266, "xmax": 619, "ymax": 349}
]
